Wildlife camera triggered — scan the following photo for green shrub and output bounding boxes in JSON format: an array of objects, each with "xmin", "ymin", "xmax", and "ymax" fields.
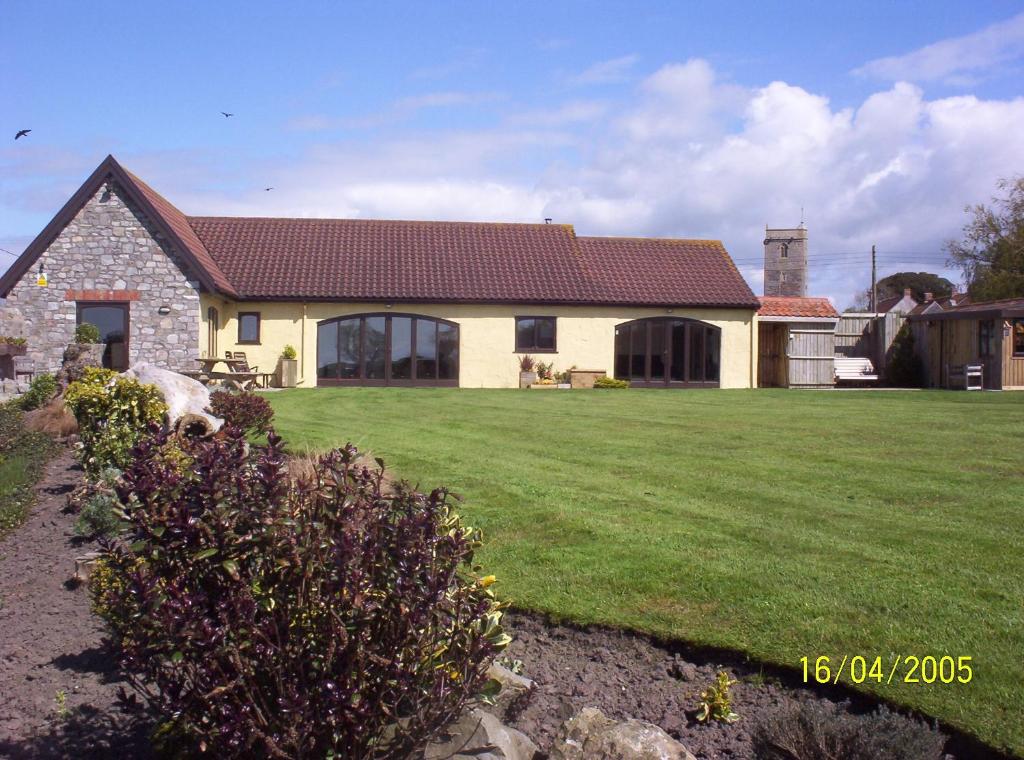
[
  {"xmin": 19, "ymin": 373, "xmax": 57, "ymax": 411},
  {"xmin": 696, "ymin": 670, "xmax": 739, "ymax": 724},
  {"xmin": 74, "ymin": 322, "xmax": 102, "ymax": 344},
  {"xmin": 63, "ymin": 367, "xmax": 167, "ymax": 477},
  {"xmin": 94, "ymin": 428, "xmax": 510, "ymax": 759},
  {"xmin": 752, "ymin": 701, "xmax": 946, "ymax": 760},
  {"xmin": 886, "ymin": 323, "xmax": 924, "ymax": 388},
  {"xmin": 593, "ymin": 376, "xmax": 629, "ymax": 389},
  {"xmin": 73, "ymin": 467, "xmax": 124, "ymax": 538},
  {"xmin": 0, "ymin": 336, "xmax": 27, "ymax": 346},
  {"xmin": 281, "ymin": 344, "xmax": 297, "ymax": 360}
]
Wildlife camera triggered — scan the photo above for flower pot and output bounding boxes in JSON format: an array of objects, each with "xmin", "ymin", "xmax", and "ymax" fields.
[
  {"xmin": 519, "ymin": 371, "xmax": 537, "ymax": 389},
  {"xmin": 278, "ymin": 358, "xmax": 298, "ymax": 388}
]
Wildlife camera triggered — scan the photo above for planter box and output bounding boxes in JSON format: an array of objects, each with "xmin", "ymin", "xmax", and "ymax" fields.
[
  {"xmin": 569, "ymin": 369, "xmax": 607, "ymax": 389},
  {"xmin": 277, "ymin": 358, "xmax": 298, "ymax": 388},
  {"xmin": 0, "ymin": 344, "xmax": 27, "ymax": 357},
  {"xmin": 519, "ymin": 371, "xmax": 537, "ymax": 389},
  {"xmin": 528, "ymin": 383, "xmax": 559, "ymax": 389}
]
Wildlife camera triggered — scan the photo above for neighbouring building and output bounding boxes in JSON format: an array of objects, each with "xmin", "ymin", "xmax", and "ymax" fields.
[
  {"xmin": 756, "ymin": 296, "xmax": 839, "ymax": 388},
  {"xmin": 762, "ymin": 225, "xmax": 808, "ymax": 298},
  {"xmin": 0, "ymin": 155, "xmax": 762, "ymax": 389},
  {"xmin": 907, "ymin": 298, "xmax": 1024, "ymax": 390}
]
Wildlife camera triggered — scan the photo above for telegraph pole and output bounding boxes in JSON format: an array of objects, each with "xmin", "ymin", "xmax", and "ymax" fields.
[{"xmin": 870, "ymin": 245, "xmax": 877, "ymax": 313}]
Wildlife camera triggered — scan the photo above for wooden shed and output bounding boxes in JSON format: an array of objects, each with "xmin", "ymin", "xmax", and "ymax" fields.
[
  {"xmin": 908, "ymin": 297, "xmax": 1024, "ymax": 390},
  {"xmin": 757, "ymin": 297, "xmax": 839, "ymax": 389}
]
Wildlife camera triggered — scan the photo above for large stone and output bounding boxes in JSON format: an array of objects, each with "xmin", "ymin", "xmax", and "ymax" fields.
[
  {"xmin": 549, "ymin": 707, "xmax": 696, "ymax": 760},
  {"xmin": 424, "ymin": 708, "xmax": 538, "ymax": 760},
  {"xmin": 487, "ymin": 662, "xmax": 535, "ymax": 719},
  {"xmin": 56, "ymin": 342, "xmax": 106, "ymax": 387},
  {"xmin": 120, "ymin": 362, "xmax": 223, "ymax": 436}
]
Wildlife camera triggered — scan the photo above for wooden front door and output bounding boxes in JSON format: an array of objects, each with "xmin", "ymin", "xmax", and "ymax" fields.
[{"xmin": 77, "ymin": 302, "xmax": 130, "ymax": 370}]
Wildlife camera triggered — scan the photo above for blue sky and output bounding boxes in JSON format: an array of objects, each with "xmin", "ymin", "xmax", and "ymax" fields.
[{"xmin": 3, "ymin": 1, "xmax": 1024, "ymax": 306}]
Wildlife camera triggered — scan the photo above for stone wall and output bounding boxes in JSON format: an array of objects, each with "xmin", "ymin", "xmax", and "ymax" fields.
[
  {"xmin": 0, "ymin": 181, "xmax": 201, "ymax": 374},
  {"xmin": 763, "ymin": 226, "xmax": 808, "ymax": 298}
]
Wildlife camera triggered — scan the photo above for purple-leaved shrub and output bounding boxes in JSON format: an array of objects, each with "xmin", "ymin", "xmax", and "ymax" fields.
[{"xmin": 93, "ymin": 427, "xmax": 510, "ymax": 758}]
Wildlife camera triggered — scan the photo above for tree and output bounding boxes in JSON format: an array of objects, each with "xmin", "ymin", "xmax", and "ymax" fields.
[{"xmin": 946, "ymin": 177, "xmax": 1024, "ymax": 302}]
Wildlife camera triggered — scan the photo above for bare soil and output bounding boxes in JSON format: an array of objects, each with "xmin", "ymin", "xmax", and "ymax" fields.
[
  {"xmin": 0, "ymin": 452, "xmax": 152, "ymax": 759},
  {"xmin": 0, "ymin": 453, "xmax": 1007, "ymax": 759}
]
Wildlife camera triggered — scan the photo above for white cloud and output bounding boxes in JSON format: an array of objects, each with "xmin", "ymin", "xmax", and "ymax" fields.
[
  {"xmin": 6, "ymin": 61, "xmax": 1023, "ymax": 309},
  {"xmin": 569, "ymin": 54, "xmax": 639, "ymax": 85},
  {"xmin": 854, "ymin": 12, "xmax": 1024, "ymax": 83}
]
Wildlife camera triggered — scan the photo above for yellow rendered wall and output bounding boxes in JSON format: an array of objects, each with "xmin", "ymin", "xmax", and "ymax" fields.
[{"xmin": 198, "ymin": 296, "xmax": 757, "ymax": 389}]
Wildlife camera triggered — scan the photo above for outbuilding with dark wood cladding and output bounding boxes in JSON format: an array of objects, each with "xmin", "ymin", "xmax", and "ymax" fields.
[{"xmin": 907, "ymin": 298, "xmax": 1024, "ymax": 390}]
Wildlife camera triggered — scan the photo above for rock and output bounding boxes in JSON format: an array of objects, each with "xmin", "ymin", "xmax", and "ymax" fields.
[
  {"xmin": 549, "ymin": 707, "xmax": 697, "ymax": 760},
  {"xmin": 424, "ymin": 708, "xmax": 538, "ymax": 760},
  {"xmin": 487, "ymin": 662, "xmax": 535, "ymax": 718},
  {"xmin": 56, "ymin": 342, "xmax": 106, "ymax": 387},
  {"xmin": 669, "ymin": 656, "xmax": 698, "ymax": 682},
  {"xmin": 119, "ymin": 362, "xmax": 222, "ymax": 437}
]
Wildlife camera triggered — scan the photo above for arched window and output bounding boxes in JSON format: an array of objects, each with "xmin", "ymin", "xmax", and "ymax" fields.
[
  {"xmin": 613, "ymin": 317, "xmax": 721, "ymax": 388},
  {"xmin": 317, "ymin": 313, "xmax": 459, "ymax": 386},
  {"xmin": 780, "ymin": 242, "xmax": 789, "ymax": 258}
]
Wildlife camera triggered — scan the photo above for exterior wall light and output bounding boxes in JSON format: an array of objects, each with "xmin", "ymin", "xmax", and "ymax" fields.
[{"xmin": 158, "ymin": 306, "xmax": 171, "ymax": 315}]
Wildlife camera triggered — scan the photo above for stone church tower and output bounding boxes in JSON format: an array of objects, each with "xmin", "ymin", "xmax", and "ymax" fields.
[{"xmin": 763, "ymin": 225, "xmax": 808, "ymax": 297}]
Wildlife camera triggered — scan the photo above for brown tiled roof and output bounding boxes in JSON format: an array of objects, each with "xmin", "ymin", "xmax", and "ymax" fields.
[
  {"xmin": 575, "ymin": 237, "xmax": 759, "ymax": 308},
  {"xmin": 907, "ymin": 296, "xmax": 1024, "ymax": 320},
  {"xmin": 123, "ymin": 170, "xmax": 237, "ymax": 296},
  {"xmin": 2, "ymin": 155, "xmax": 759, "ymax": 309},
  {"xmin": 757, "ymin": 296, "xmax": 839, "ymax": 318}
]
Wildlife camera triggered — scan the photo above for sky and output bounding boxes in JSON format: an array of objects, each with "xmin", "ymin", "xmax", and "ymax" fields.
[{"xmin": 3, "ymin": 1, "xmax": 1024, "ymax": 308}]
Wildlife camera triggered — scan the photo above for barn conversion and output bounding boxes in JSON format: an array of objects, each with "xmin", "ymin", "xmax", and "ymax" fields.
[{"xmin": 0, "ymin": 155, "xmax": 761, "ymax": 389}]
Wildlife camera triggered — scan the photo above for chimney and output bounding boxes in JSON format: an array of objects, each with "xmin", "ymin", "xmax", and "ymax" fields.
[
  {"xmin": 903, "ymin": 288, "xmax": 912, "ymax": 297},
  {"xmin": 924, "ymin": 292, "xmax": 933, "ymax": 302}
]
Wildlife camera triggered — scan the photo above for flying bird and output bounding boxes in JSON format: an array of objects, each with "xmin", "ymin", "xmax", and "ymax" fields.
[
  {"xmin": 264, "ymin": 187, "xmax": 274, "ymax": 192},
  {"xmin": 221, "ymin": 112, "xmax": 233, "ymax": 118},
  {"xmin": 14, "ymin": 129, "xmax": 31, "ymax": 140}
]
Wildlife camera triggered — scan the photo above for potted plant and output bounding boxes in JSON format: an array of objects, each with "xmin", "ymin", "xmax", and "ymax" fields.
[
  {"xmin": 530, "ymin": 360, "xmax": 558, "ymax": 388},
  {"xmin": 0, "ymin": 336, "xmax": 27, "ymax": 357},
  {"xmin": 278, "ymin": 345, "xmax": 298, "ymax": 388},
  {"xmin": 518, "ymin": 354, "xmax": 537, "ymax": 388}
]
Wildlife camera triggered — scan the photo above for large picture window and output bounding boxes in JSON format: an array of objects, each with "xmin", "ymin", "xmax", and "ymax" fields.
[
  {"xmin": 1014, "ymin": 319, "xmax": 1024, "ymax": 357},
  {"xmin": 317, "ymin": 313, "xmax": 459, "ymax": 386},
  {"xmin": 515, "ymin": 316, "xmax": 556, "ymax": 352},
  {"xmin": 614, "ymin": 317, "xmax": 720, "ymax": 388}
]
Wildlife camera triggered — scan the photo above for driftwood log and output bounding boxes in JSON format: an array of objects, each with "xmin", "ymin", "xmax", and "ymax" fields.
[{"xmin": 120, "ymin": 362, "xmax": 223, "ymax": 438}]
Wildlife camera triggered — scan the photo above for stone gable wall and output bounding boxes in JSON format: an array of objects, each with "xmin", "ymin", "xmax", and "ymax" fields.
[{"xmin": 0, "ymin": 181, "xmax": 201, "ymax": 374}]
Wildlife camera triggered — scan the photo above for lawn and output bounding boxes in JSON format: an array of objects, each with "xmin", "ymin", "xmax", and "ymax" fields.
[
  {"xmin": 268, "ymin": 387, "xmax": 1024, "ymax": 755},
  {"xmin": 0, "ymin": 403, "xmax": 56, "ymax": 541}
]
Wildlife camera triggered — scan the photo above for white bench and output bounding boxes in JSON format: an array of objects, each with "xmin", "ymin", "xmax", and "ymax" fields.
[
  {"xmin": 834, "ymin": 357, "xmax": 878, "ymax": 383},
  {"xmin": 948, "ymin": 363, "xmax": 983, "ymax": 390}
]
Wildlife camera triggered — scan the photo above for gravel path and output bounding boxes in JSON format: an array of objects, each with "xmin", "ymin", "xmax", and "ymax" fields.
[{"xmin": 0, "ymin": 452, "xmax": 151, "ymax": 759}]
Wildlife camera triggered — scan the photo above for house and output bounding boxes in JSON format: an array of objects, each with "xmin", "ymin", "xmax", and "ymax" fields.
[
  {"xmin": 0, "ymin": 156, "xmax": 761, "ymax": 389},
  {"xmin": 875, "ymin": 288, "xmax": 919, "ymax": 315},
  {"xmin": 907, "ymin": 298, "xmax": 1024, "ymax": 390},
  {"xmin": 756, "ymin": 296, "xmax": 839, "ymax": 388}
]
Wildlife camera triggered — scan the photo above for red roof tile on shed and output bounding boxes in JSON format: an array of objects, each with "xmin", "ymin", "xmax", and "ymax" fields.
[{"xmin": 758, "ymin": 296, "xmax": 838, "ymax": 318}]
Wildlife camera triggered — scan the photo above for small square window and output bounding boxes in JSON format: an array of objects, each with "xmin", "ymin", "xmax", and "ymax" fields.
[
  {"xmin": 238, "ymin": 312, "xmax": 261, "ymax": 344},
  {"xmin": 515, "ymin": 316, "xmax": 557, "ymax": 352}
]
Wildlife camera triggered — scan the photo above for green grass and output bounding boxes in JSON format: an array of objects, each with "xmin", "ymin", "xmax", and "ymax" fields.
[
  {"xmin": 0, "ymin": 403, "xmax": 56, "ymax": 541},
  {"xmin": 268, "ymin": 387, "xmax": 1024, "ymax": 755}
]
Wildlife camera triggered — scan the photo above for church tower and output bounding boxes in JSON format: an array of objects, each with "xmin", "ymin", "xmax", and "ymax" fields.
[{"xmin": 763, "ymin": 224, "xmax": 808, "ymax": 297}]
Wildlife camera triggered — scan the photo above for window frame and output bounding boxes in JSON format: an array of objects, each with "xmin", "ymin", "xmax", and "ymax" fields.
[
  {"xmin": 237, "ymin": 311, "xmax": 261, "ymax": 345},
  {"xmin": 316, "ymin": 312, "xmax": 459, "ymax": 387},
  {"xmin": 613, "ymin": 316, "xmax": 721, "ymax": 388},
  {"xmin": 514, "ymin": 316, "xmax": 558, "ymax": 353},
  {"xmin": 779, "ymin": 242, "xmax": 789, "ymax": 258},
  {"xmin": 1013, "ymin": 319, "xmax": 1024, "ymax": 357},
  {"xmin": 76, "ymin": 301, "xmax": 131, "ymax": 371},
  {"xmin": 978, "ymin": 319, "xmax": 995, "ymax": 358}
]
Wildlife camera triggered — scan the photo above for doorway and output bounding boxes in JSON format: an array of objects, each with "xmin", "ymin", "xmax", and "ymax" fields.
[{"xmin": 77, "ymin": 302, "xmax": 130, "ymax": 370}]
